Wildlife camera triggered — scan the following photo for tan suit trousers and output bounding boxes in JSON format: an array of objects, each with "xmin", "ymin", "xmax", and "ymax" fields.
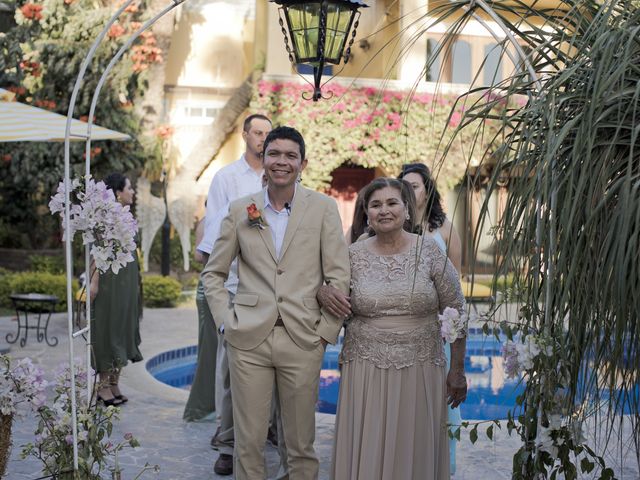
[{"xmin": 227, "ymin": 326, "xmax": 324, "ymax": 480}]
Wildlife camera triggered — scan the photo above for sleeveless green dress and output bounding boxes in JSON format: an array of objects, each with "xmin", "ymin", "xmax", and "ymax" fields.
[{"xmin": 91, "ymin": 253, "xmax": 143, "ymax": 372}]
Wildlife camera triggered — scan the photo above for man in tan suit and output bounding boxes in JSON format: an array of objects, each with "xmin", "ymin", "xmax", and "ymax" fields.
[{"xmin": 202, "ymin": 126, "xmax": 350, "ymax": 479}]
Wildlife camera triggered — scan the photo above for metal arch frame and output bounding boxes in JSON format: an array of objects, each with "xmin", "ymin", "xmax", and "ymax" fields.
[
  {"xmin": 61, "ymin": 0, "xmax": 184, "ymax": 470},
  {"xmin": 59, "ymin": 0, "xmax": 546, "ymax": 473}
]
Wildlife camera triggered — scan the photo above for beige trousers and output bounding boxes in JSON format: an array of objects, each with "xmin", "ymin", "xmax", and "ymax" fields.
[{"xmin": 227, "ymin": 326, "xmax": 324, "ymax": 480}]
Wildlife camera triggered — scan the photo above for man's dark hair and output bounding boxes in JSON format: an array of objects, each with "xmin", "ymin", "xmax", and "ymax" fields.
[
  {"xmin": 104, "ymin": 172, "xmax": 128, "ymax": 194},
  {"xmin": 263, "ymin": 126, "xmax": 306, "ymax": 161},
  {"xmin": 243, "ymin": 114, "xmax": 272, "ymax": 132}
]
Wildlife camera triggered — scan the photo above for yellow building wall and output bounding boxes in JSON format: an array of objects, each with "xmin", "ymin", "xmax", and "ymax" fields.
[
  {"xmin": 164, "ymin": 1, "xmax": 259, "ymax": 198},
  {"xmin": 162, "ymin": 0, "xmax": 562, "ymax": 201}
]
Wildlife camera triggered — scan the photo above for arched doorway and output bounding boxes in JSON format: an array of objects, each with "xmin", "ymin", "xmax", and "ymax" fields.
[{"xmin": 327, "ymin": 164, "xmax": 375, "ymax": 234}]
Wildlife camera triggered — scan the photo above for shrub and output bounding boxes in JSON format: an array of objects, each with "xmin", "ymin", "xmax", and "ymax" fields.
[
  {"xmin": 7, "ymin": 272, "xmax": 78, "ymax": 311},
  {"xmin": 143, "ymin": 275, "xmax": 182, "ymax": 308},
  {"xmin": 0, "ymin": 270, "xmax": 14, "ymax": 309},
  {"xmin": 29, "ymin": 255, "xmax": 65, "ymax": 274}
]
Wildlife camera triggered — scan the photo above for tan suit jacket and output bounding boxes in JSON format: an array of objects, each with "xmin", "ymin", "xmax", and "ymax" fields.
[{"xmin": 202, "ymin": 186, "xmax": 350, "ymax": 351}]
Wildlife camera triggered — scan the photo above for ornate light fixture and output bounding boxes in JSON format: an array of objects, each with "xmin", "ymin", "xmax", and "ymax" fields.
[{"xmin": 272, "ymin": 0, "xmax": 368, "ymax": 101}]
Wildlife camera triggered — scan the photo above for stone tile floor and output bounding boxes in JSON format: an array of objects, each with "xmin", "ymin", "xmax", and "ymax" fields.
[{"xmin": 2, "ymin": 306, "xmax": 638, "ymax": 479}]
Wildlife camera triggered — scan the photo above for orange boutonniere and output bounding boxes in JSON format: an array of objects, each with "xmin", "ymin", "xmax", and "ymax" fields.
[{"xmin": 247, "ymin": 203, "xmax": 267, "ymax": 230}]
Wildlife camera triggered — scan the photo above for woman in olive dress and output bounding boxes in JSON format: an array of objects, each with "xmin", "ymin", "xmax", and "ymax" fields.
[{"xmin": 90, "ymin": 173, "xmax": 142, "ymax": 406}]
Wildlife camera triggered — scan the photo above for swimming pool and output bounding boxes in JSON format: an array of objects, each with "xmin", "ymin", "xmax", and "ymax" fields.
[{"xmin": 146, "ymin": 329, "xmax": 525, "ymax": 420}]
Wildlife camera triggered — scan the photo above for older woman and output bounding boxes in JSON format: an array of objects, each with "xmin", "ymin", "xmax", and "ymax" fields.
[
  {"xmin": 90, "ymin": 173, "xmax": 142, "ymax": 406},
  {"xmin": 331, "ymin": 177, "xmax": 467, "ymax": 480}
]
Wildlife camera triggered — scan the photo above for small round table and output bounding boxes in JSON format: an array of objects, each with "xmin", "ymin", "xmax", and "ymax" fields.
[{"xmin": 8, "ymin": 293, "xmax": 59, "ymax": 347}]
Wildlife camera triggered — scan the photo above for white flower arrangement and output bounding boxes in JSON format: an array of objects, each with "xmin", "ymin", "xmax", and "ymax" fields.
[
  {"xmin": 0, "ymin": 356, "xmax": 48, "ymax": 416},
  {"xmin": 439, "ymin": 307, "xmax": 468, "ymax": 343},
  {"xmin": 501, "ymin": 335, "xmax": 553, "ymax": 379},
  {"xmin": 48, "ymin": 176, "xmax": 138, "ymax": 274}
]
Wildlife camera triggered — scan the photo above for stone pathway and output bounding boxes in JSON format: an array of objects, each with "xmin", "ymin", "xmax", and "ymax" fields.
[{"xmin": 2, "ymin": 306, "xmax": 638, "ymax": 479}]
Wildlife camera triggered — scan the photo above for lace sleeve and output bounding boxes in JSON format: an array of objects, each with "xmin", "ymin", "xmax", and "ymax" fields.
[{"xmin": 423, "ymin": 236, "xmax": 467, "ymax": 335}]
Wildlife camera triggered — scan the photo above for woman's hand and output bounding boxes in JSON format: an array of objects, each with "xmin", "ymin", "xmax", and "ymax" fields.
[
  {"xmin": 446, "ymin": 368, "xmax": 467, "ymax": 408},
  {"xmin": 316, "ymin": 285, "xmax": 351, "ymax": 319}
]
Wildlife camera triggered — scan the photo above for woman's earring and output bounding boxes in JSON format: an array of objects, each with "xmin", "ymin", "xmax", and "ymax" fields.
[
  {"xmin": 366, "ymin": 217, "xmax": 370, "ymax": 226},
  {"xmin": 405, "ymin": 211, "xmax": 410, "ymax": 220}
]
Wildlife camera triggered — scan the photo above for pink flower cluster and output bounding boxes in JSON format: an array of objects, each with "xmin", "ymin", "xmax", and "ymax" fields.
[
  {"xmin": 20, "ymin": 3, "xmax": 43, "ymax": 21},
  {"xmin": 1, "ymin": 355, "xmax": 48, "ymax": 416},
  {"xmin": 48, "ymin": 176, "xmax": 138, "ymax": 274}
]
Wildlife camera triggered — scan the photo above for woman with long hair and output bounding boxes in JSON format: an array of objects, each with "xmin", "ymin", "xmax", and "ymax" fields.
[{"xmin": 398, "ymin": 163, "xmax": 462, "ymax": 270}]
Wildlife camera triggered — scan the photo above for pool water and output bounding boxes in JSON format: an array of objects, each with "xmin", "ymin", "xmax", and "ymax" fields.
[{"xmin": 146, "ymin": 330, "xmax": 525, "ymax": 420}]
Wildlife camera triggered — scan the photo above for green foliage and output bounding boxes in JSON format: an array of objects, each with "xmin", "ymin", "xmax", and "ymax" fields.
[
  {"xmin": 142, "ymin": 274, "xmax": 181, "ymax": 308},
  {"xmin": 420, "ymin": 0, "xmax": 640, "ymax": 477},
  {"xmin": 0, "ymin": 0, "xmax": 163, "ymax": 249},
  {"xmin": 20, "ymin": 361, "xmax": 158, "ymax": 479},
  {"xmin": 0, "ymin": 271, "xmax": 14, "ymax": 309},
  {"xmin": 4, "ymin": 271, "xmax": 78, "ymax": 310},
  {"xmin": 250, "ymin": 80, "xmax": 506, "ymax": 191},
  {"xmin": 29, "ymin": 254, "xmax": 65, "ymax": 274}
]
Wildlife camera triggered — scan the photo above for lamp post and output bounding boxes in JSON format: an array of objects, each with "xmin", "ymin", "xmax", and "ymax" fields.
[{"xmin": 271, "ymin": 0, "xmax": 368, "ymax": 101}]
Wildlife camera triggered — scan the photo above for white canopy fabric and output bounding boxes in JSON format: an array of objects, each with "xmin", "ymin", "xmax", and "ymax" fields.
[{"xmin": 0, "ymin": 88, "xmax": 130, "ymax": 142}]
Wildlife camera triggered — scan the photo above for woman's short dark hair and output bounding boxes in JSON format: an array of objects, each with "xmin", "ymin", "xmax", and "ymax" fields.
[
  {"xmin": 104, "ymin": 172, "xmax": 127, "ymax": 194},
  {"xmin": 263, "ymin": 126, "xmax": 305, "ymax": 161},
  {"xmin": 398, "ymin": 163, "xmax": 446, "ymax": 233},
  {"xmin": 362, "ymin": 177, "xmax": 416, "ymax": 235}
]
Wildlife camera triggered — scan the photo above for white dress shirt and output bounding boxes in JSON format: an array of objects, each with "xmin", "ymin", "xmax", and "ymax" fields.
[
  {"xmin": 198, "ymin": 155, "xmax": 263, "ymax": 294},
  {"xmin": 263, "ymin": 186, "xmax": 297, "ymax": 259}
]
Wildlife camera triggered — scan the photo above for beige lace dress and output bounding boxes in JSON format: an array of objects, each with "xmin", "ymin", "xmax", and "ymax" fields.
[{"xmin": 331, "ymin": 235, "xmax": 465, "ymax": 480}]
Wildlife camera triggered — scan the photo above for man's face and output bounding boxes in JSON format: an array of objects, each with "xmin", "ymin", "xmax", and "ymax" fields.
[
  {"xmin": 243, "ymin": 119, "xmax": 272, "ymax": 157},
  {"xmin": 263, "ymin": 138, "xmax": 307, "ymax": 189}
]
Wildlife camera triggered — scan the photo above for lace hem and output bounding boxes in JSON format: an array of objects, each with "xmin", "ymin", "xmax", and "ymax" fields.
[{"xmin": 340, "ymin": 318, "xmax": 446, "ymax": 370}]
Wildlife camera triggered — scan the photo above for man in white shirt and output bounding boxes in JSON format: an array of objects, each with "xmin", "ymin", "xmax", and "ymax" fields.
[{"xmin": 197, "ymin": 114, "xmax": 272, "ymax": 476}]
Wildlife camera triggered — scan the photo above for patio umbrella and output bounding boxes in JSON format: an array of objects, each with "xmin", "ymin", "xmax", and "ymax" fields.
[{"xmin": 0, "ymin": 88, "xmax": 130, "ymax": 142}]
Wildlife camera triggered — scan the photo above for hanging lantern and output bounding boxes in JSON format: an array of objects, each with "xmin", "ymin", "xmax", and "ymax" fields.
[{"xmin": 272, "ymin": 0, "xmax": 368, "ymax": 101}]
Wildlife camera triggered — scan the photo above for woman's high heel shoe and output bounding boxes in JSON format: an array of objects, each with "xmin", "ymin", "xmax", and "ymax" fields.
[{"xmin": 97, "ymin": 394, "xmax": 124, "ymax": 407}]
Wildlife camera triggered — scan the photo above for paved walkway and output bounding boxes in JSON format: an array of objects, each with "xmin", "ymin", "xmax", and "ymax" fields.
[{"xmin": 2, "ymin": 306, "xmax": 638, "ymax": 479}]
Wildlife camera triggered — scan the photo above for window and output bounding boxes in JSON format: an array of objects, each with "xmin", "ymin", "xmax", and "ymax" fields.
[
  {"xmin": 483, "ymin": 43, "xmax": 503, "ymax": 86},
  {"xmin": 426, "ymin": 36, "xmax": 471, "ymax": 84},
  {"xmin": 426, "ymin": 38, "xmax": 442, "ymax": 82},
  {"xmin": 171, "ymin": 101, "xmax": 224, "ymax": 125},
  {"xmin": 451, "ymin": 40, "xmax": 471, "ymax": 84}
]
